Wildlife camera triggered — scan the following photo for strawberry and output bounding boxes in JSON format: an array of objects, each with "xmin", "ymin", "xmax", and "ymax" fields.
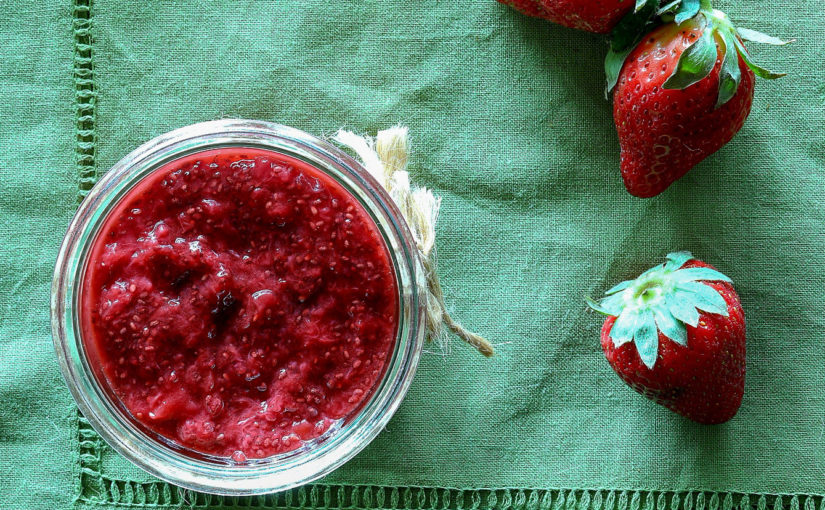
[
  {"xmin": 605, "ymin": 0, "xmax": 789, "ymax": 197},
  {"xmin": 498, "ymin": 0, "xmax": 635, "ymax": 34},
  {"xmin": 587, "ymin": 252, "xmax": 746, "ymax": 424}
]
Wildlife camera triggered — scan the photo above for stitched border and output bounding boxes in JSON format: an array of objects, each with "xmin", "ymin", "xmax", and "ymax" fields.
[
  {"xmin": 77, "ymin": 417, "xmax": 824, "ymax": 510},
  {"xmin": 73, "ymin": 0, "xmax": 96, "ymax": 202}
]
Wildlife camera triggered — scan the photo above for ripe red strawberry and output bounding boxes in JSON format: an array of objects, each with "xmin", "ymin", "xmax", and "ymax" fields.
[
  {"xmin": 606, "ymin": 2, "xmax": 788, "ymax": 197},
  {"xmin": 498, "ymin": 0, "xmax": 635, "ymax": 34},
  {"xmin": 587, "ymin": 252, "xmax": 746, "ymax": 424}
]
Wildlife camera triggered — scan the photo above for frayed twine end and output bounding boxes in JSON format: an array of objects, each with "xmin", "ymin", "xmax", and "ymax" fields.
[{"xmin": 333, "ymin": 126, "xmax": 494, "ymax": 358}]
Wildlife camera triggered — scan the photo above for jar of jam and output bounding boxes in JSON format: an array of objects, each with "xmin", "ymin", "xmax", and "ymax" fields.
[{"xmin": 52, "ymin": 120, "xmax": 427, "ymax": 495}]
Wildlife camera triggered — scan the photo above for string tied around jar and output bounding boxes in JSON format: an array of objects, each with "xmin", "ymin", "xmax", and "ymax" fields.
[{"xmin": 333, "ymin": 127, "xmax": 494, "ymax": 357}]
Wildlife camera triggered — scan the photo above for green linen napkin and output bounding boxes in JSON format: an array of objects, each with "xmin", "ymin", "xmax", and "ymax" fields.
[{"xmin": 2, "ymin": 0, "xmax": 824, "ymax": 509}]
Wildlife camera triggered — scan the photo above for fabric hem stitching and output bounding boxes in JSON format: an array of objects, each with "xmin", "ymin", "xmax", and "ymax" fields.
[
  {"xmin": 73, "ymin": 0, "xmax": 96, "ymax": 202},
  {"xmin": 77, "ymin": 416, "xmax": 823, "ymax": 509}
]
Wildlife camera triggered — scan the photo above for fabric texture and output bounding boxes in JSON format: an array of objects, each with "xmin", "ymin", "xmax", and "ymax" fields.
[{"xmin": 1, "ymin": 0, "xmax": 824, "ymax": 508}]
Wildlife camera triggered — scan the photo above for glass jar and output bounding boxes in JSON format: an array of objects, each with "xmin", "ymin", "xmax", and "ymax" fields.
[{"xmin": 52, "ymin": 119, "xmax": 427, "ymax": 495}]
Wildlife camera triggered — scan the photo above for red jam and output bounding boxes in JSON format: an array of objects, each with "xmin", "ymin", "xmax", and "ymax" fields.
[{"xmin": 81, "ymin": 148, "xmax": 398, "ymax": 459}]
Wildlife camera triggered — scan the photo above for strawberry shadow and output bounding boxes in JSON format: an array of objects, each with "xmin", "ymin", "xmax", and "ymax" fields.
[{"xmin": 661, "ymin": 126, "xmax": 816, "ymax": 462}]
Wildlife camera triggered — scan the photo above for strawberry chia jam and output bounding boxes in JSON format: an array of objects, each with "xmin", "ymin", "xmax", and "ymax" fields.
[{"xmin": 81, "ymin": 148, "xmax": 399, "ymax": 460}]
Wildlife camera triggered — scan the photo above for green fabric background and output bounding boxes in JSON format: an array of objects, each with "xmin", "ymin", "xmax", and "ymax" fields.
[{"xmin": 1, "ymin": 0, "xmax": 824, "ymax": 508}]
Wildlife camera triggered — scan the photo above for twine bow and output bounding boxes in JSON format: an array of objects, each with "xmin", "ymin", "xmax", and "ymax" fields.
[{"xmin": 334, "ymin": 127, "xmax": 494, "ymax": 357}]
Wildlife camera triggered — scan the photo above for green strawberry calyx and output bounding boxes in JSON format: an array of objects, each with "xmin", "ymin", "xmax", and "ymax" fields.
[
  {"xmin": 605, "ymin": 0, "xmax": 791, "ymax": 107},
  {"xmin": 586, "ymin": 252, "xmax": 733, "ymax": 369}
]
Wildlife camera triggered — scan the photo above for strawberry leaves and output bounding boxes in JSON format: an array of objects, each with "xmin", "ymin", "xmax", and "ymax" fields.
[
  {"xmin": 610, "ymin": 308, "xmax": 641, "ymax": 347},
  {"xmin": 587, "ymin": 252, "xmax": 733, "ymax": 369},
  {"xmin": 672, "ymin": 0, "xmax": 700, "ymax": 24},
  {"xmin": 605, "ymin": 0, "xmax": 704, "ymax": 94},
  {"xmin": 666, "ymin": 294, "xmax": 701, "ymax": 327},
  {"xmin": 605, "ymin": 0, "xmax": 789, "ymax": 104},
  {"xmin": 661, "ymin": 8, "xmax": 788, "ymax": 106},
  {"xmin": 669, "ymin": 267, "xmax": 732, "ymax": 284},
  {"xmin": 676, "ymin": 281, "xmax": 730, "ymax": 315},
  {"xmin": 663, "ymin": 26, "xmax": 716, "ymax": 89},
  {"xmin": 652, "ymin": 306, "xmax": 688, "ymax": 346},
  {"xmin": 732, "ymin": 37, "xmax": 787, "ymax": 80},
  {"xmin": 663, "ymin": 251, "xmax": 692, "ymax": 271},
  {"xmin": 736, "ymin": 28, "xmax": 792, "ymax": 46},
  {"xmin": 605, "ymin": 0, "xmax": 663, "ymax": 93},
  {"xmin": 716, "ymin": 31, "xmax": 742, "ymax": 107},
  {"xmin": 633, "ymin": 309, "xmax": 659, "ymax": 369}
]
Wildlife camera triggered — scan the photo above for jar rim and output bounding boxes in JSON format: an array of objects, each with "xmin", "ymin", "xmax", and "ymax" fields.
[{"xmin": 52, "ymin": 120, "xmax": 427, "ymax": 495}]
